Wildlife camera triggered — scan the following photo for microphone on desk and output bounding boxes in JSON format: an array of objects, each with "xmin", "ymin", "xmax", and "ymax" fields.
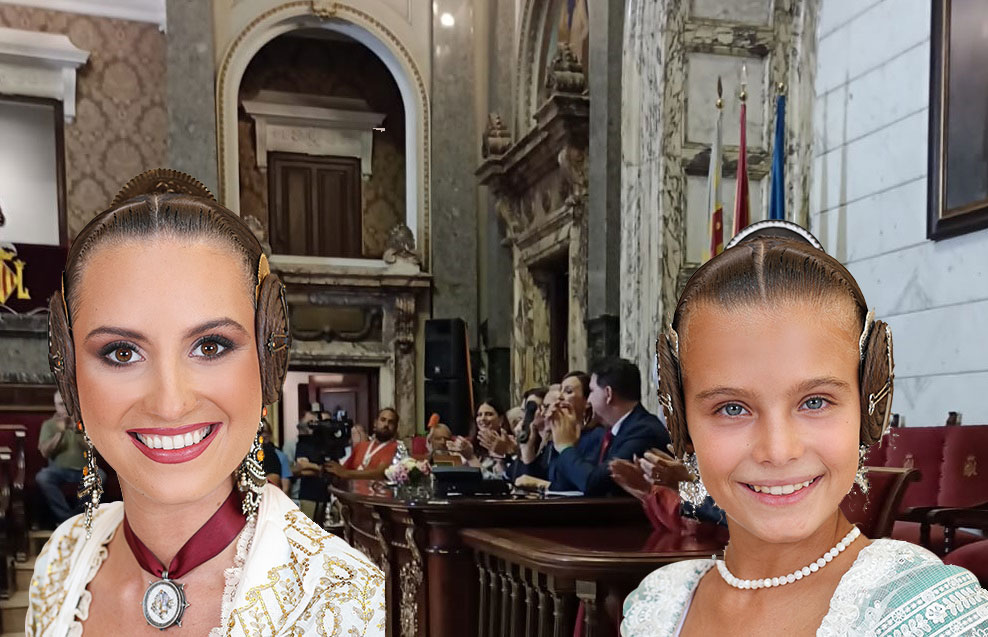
[{"xmin": 516, "ymin": 401, "xmax": 539, "ymax": 444}]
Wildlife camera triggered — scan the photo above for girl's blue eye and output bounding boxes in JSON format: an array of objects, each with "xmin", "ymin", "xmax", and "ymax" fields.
[
  {"xmin": 803, "ymin": 397, "xmax": 828, "ymax": 410},
  {"xmin": 719, "ymin": 403, "xmax": 747, "ymax": 417}
]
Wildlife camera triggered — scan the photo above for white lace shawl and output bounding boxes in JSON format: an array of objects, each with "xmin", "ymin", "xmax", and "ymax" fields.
[
  {"xmin": 26, "ymin": 485, "xmax": 385, "ymax": 636},
  {"xmin": 621, "ymin": 539, "xmax": 988, "ymax": 636}
]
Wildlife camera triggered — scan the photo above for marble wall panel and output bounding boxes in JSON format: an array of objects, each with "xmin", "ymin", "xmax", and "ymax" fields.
[
  {"xmin": 691, "ymin": 0, "xmax": 772, "ymax": 24},
  {"xmin": 166, "ymin": 0, "xmax": 217, "ymax": 194},
  {"xmin": 236, "ymin": 37, "xmax": 405, "ymax": 258},
  {"xmin": 814, "ymin": 42, "xmax": 928, "ymax": 155},
  {"xmin": 0, "ymin": 7, "xmax": 167, "ymax": 237},
  {"xmin": 620, "ymin": 0, "xmax": 676, "ymax": 412},
  {"xmin": 811, "ymin": 110, "xmax": 927, "ymax": 219},
  {"xmin": 811, "ymin": 177, "xmax": 926, "ymax": 262},
  {"xmin": 431, "ymin": 0, "xmax": 479, "ymax": 338},
  {"xmin": 685, "ymin": 53, "xmax": 768, "ymax": 149},
  {"xmin": 814, "ymin": 0, "xmax": 928, "ymax": 96},
  {"xmin": 894, "ymin": 371, "xmax": 988, "ymax": 428},
  {"xmin": 812, "ymin": 0, "xmax": 988, "ymax": 424}
]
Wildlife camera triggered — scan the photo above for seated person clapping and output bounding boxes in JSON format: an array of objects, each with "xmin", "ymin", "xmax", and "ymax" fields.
[
  {"xmin": 547, "ymin": 358, "xmax": 671, "ymax": 496},
  {"xmin": 448, "ymin": 400, "xmax": 512, "ymax": 478}
]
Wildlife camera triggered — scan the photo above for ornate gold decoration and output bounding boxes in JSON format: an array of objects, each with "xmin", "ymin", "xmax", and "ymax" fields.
[
  {"xmin": 309, "ymin": 0, "xmax": 339, "ymax": 20},
  {"xmin": 399, "ymin": 525, "xmax": 423, "ymax": 637},
  {"xmin": 963, "ymin": 454, "xmax": 978, "ymax": 478},
  {"xmin": 482, "ymin": 113, "xmax": 512, "ymax": 158},
  {"xmin": 546, "ymin": 42, "xmax": 586, "ymax": 94}
]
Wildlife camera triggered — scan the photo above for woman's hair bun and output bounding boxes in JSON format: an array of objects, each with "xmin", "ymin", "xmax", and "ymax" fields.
[{"xmin": 111, "ymin": 168, "xmax": 214, "ymax": 207}]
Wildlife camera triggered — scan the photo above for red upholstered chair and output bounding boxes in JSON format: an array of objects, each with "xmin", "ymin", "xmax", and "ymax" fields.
[
  {"xmin": 884, "ymin": 425, "xmax": 988, "ymax": 554},
  {"xmin": 410, "ymin": 436, "xmax": 429, "ymax": 456},
  {"xmin": 840, "ymin": 467, "xmax": 919, "ymax": 538},
  {"xmin": 935, "ymin": 508, "xmax": 988, "ymax": 587}
]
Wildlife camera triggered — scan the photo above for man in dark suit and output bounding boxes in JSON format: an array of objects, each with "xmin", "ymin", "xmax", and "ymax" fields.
[{"xmin": 549, "ymin": 357, "xmax": 671, "ymax": 496}]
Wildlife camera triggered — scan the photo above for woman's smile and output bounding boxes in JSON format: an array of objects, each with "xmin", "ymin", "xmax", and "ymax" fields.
[{"xmin": 127, "ymin": 421, "xmax": 223, "ymax": 464}]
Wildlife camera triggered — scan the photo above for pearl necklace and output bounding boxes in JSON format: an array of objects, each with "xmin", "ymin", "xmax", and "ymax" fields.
[{"xmin": 716, "ymin": 526, "xmax": 861, "ymax": 590}]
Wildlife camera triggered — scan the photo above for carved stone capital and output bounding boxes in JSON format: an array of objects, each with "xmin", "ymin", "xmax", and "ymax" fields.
[
  {"xmin": 383, "ymin": 223, "xmax": 420, "ymax": 265},
  {"xmin": 394, "ymin": 294, "xmax": 416, "ymax": 353},
  {"xmin": 546, "ymin": 42, "xmax": 586, "ymax": 95},
  {"xmin": 482, "ymin": 112, "xmax": 512, "ymax": 158}
]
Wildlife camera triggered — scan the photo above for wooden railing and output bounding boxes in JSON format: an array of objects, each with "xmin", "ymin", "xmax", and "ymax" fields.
[{"xmin": 463, "ymin": 526, "xmax": 728, "ymax": 637}]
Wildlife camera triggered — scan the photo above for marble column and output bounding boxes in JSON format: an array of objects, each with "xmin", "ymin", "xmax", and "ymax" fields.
[
  {"xmin": 620, "ymin": 0, "xmax": 677, "ymax": 414},
  {"xmin": 431, "ymin": 0, "xmax": 479, "ymax": 343},
  {"xmin": 586, "ymin": 0, "xmax": 624, "ymax": 365},
  {"xmin": 166, "ymin": 0, "xmax": 218, "ymax": 194},
  {"xmin": 483, "ymin": 0, "xmax": 515, "ymax": 408}
]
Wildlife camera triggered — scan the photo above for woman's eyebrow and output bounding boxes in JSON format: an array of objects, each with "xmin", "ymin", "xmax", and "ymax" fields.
[
  {"xmin": 182, "ymin": 318, "xmax": 249, "ymax": 339},
  {"xmin": 83, "ymin": 326, "xmax": 146, "ymax": 343}
]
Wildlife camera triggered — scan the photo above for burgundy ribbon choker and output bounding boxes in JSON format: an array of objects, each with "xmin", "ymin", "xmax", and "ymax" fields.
[{"xmin": 122, "ymin": 489, "xmax": 247, "ymax": 629}]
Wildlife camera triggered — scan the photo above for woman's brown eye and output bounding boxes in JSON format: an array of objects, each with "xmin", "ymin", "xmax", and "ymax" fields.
[
  {"xmin": 201, "ymin": 342, "xmax": 218, "ymax": 356},
  {"xmin": 115, "ymin": 348, "xmax": 132, "ymax": 362}
]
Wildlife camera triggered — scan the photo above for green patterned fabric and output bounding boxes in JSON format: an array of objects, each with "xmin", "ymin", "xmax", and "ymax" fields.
[{"xmin": 622, "ymin": 539, "xmax": 988, "ymax": 636}]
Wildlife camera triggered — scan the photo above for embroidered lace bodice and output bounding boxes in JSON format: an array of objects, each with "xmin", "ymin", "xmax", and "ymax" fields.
[
  {"xmin": 26, "ymin": 485, "xmax": 385, "ymax": 636},
  {"xmin": 622, "ymin": 539, "xmax": 988, "ymax": 636}
]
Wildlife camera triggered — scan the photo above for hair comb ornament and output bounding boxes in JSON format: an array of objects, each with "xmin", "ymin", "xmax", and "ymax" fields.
[
  {"xmin": 111, "ymin": 168, "xmax": 214, "ymax": 207},
  {"xmin": 725, "ymin": 219, "xmax": 824, "ymax": 251}
]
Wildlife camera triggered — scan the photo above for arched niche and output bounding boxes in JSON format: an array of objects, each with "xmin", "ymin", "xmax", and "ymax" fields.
[{"xmin": 215, "ymin": 3, "xmax": 430, "ymax": 267}]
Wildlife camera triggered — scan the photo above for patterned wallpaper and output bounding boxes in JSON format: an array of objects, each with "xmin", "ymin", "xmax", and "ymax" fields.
[
  {"xmin": 238, "ymin": 36, "xmax": 405, "ymax": 258},
  {"xmin": 0, "ymin": 7, "xmax": 167, "ymax": 239}
]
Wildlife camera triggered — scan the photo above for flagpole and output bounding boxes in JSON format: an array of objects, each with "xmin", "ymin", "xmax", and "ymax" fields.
[
  {"xmin": 733, "ymin": 64, "xmax": 751, "ymax": 236},
  {"xmin": 706, "ymin": 77, "xmax": 725, "ymax": 260}
]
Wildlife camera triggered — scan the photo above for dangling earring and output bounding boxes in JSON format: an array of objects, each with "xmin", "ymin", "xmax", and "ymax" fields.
[
  {"xmin": 854, "ymin": 445, "xmax": 870, "ymax": 494},
  {"xmin": 678, "ymin": 452, "xmax": 709, "ymax": 508},
  {"xmin": 237, "ymin": 420, "xmax": 266, "ymax": 520},
  {"xmin": 77, "ymin": 422, "xmax": 103, "ymax": 539}
]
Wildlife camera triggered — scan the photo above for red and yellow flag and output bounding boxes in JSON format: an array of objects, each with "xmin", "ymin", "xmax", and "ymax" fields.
[{"xmin": 705, "ymin": 97, "xmax": 725, "ymax": 260}]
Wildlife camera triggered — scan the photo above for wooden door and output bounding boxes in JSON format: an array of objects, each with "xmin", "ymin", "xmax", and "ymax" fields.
[{"xmin": 269, "ymin": 153, "xmax": 362, "ymax": 257}]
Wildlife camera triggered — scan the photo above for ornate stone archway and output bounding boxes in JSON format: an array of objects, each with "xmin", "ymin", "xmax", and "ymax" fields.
[{"xmin": 214, "ymin": 1, "xmax": 431, "ymax": 267}]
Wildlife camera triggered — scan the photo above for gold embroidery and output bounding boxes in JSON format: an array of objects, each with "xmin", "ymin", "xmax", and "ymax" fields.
[
  {"xmin": 225, "ymin": 509, "xmax": 384, "ymax": 636},
  {"xmin": 963, "ymin": 454, "xmax": 978, "ymax": 478}
]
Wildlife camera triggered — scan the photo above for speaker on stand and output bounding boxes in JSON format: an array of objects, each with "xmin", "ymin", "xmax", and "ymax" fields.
[{"xmin": 424, "ymin": 318, "xmax": 474, "ymax": 437}]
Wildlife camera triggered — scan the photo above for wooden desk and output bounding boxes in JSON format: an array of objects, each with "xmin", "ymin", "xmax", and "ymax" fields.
[
  {"xmin": 461, "ymin": 525, "xmax": 728, "ymax": 637},
  {"xmin": 332, "ymin": 480, "xmax": 648, "ymax": 637}
]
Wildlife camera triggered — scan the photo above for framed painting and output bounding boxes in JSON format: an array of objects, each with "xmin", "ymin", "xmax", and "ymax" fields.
[{"xmin": 928, "ymin": 0, "xmax": 988, "ymax": 239}]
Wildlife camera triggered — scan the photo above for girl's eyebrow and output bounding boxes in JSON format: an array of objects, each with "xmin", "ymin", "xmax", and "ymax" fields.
[
  {"xmin": 694, "ymin": 377, "xmax": 851, "ymax": 402},
  {"xmin": 84, "ymin": 326, "xmax": 145, "ymax": 343}
]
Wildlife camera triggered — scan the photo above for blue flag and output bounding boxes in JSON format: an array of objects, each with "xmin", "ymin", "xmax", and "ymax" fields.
[{"xmin": 769, "ymin": 95, "xmax": 786, "ymax": 221}]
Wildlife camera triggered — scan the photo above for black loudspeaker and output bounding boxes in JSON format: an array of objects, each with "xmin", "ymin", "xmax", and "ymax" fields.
[
  {"xmin": 425, "ymin": 318, "xmax": 468, "ymax": 380},
  {"xmin": 425, "ymin": 378, "xmax": 473, "ymax": 437}
]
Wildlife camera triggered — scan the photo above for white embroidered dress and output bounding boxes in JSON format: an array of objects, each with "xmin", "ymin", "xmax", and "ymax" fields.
[
  {"xmin": 26, "ymin": 485, "xmax": 385, "ymax": 636},
  {"xmin": 622, "ymin": 539, "xmax": 988, "ymax": 636}
]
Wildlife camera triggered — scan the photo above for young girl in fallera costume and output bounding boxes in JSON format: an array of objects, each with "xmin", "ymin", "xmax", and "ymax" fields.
[
  {"xmin": 30, "ymin": 170, "xmax": 384, "ymax": 636},
  {"xmin": 621, "ymin": 221, "xmax": 988, "ymax": 636}
]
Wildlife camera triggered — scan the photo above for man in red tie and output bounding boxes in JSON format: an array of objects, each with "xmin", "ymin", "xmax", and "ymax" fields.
[{"xmin": 548, "ymin": 357, "xmax": 671, "ymax": 496}]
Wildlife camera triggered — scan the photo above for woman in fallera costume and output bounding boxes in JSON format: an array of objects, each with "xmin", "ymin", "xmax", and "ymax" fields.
[
  {"xmin": 30, "ymin": 170, "xmax": 384, "ymax": 636},
  {"xmin": 621, "ymin": 221, "xmax": 988, "ymax": 636}
]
